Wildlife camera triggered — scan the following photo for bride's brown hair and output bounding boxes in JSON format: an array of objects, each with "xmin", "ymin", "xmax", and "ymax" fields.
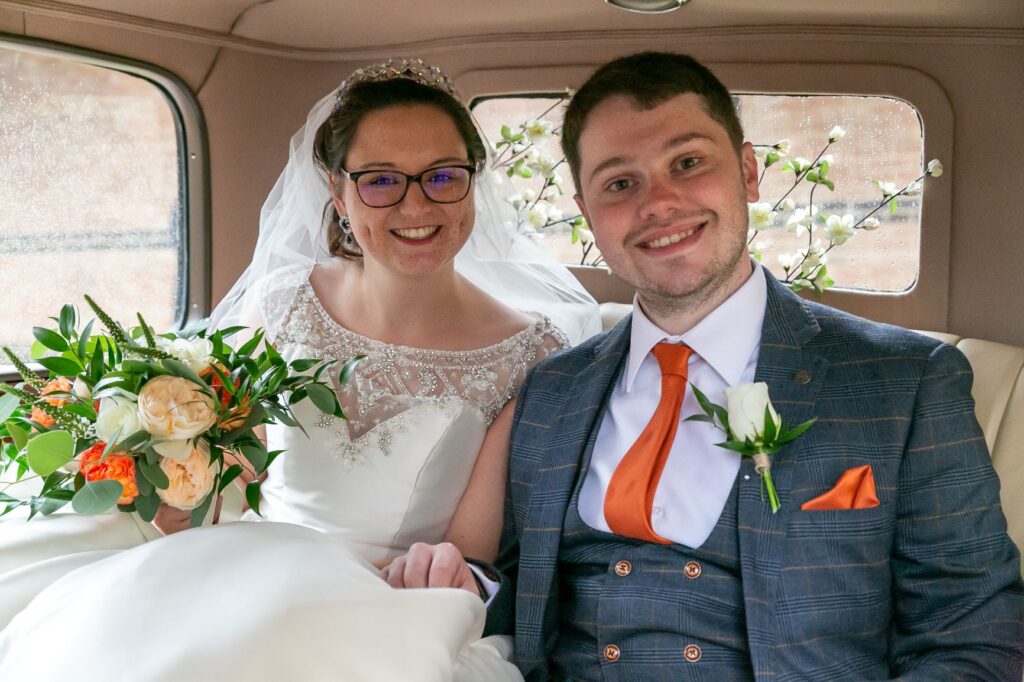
[{"xmin": 312, "ymin": 78, "xmax": 487, "ymax": 260}]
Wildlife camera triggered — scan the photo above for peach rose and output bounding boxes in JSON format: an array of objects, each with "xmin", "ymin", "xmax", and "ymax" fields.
[
  {"xmin": 156, "ymin": 440, "xmax": 217, "ymax": 511},
  {"xmin": 30, "ymin": 376, "xmax": 73, "ymax": 428},
  {"xmin": 137, "ymin": 375, "xmax": 217, "ymax": 441},
  {"xmin": 80, "ymin": 442, "xmax": 139, "ymax": 505}
]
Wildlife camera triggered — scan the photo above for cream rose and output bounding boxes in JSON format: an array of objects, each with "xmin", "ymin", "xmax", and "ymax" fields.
[
  {"xmin": 724, "ymin": 382, "xmax": 781, "ymax": 444},
  {"xmin": 95, "ymin": 395, "xmax": 141, "ymax": 444},
  {"xmin": 137, "ymin": 375, "xmax": 217, "ymax": 441},
  {"xmin": 155, "ymin": 337, "xmax": 214, "ymax": 375},
  {"xmin": 156, "ymin": 440, "xmax": 216, "ymax": 511}
]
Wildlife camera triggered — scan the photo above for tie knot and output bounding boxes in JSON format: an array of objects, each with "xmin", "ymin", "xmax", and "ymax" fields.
[{"xmin": 651, "ymin": 342, "xmax": 692, "ymax": 377}]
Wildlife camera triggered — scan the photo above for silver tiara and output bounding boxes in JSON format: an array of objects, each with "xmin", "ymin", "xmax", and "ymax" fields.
[{"xmin": 334, "ymin": 57, "xmax": 458, "ymax": 110}]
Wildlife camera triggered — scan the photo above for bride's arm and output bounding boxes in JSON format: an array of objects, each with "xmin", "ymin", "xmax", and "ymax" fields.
[{"xmin": 442, "ymin": 399, "xmax": 516, "ymax": 563}]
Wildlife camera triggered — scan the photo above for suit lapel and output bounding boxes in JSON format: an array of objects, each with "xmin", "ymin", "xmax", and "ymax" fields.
[
  {"xmin": 517, "ymin": 316, "xmax": 630, "ymax": 668},
  {"xmin": 739, "ymin": 275, "xmax": 828, "ymax": 679}
]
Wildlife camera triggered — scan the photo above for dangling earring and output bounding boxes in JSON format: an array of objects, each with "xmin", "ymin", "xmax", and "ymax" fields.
[{"xmin": 339, "ymin": 216, "xmax": 362, "ymax": 254}]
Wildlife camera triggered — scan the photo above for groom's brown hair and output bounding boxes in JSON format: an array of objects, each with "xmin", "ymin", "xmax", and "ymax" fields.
[{"xmin": 561, "ymin": 52, "xmax": 744, "ymax": 192}]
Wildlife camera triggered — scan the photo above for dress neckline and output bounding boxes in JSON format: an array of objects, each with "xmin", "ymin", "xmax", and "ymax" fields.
[{"xmin": 301, "ymin": 281, "xmax": 547, "ymax": 357}]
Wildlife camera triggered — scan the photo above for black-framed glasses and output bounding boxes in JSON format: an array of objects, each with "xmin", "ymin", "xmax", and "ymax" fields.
[{"xmin": 339, "ymin": 164, "xmax": 477, "ymax": 208}]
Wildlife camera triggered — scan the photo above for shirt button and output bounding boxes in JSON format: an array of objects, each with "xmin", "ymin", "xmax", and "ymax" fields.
[
  {"xmin": 684, "ymin": 561, "xmax": 702, "ymax": 579},
  {"xmin": 603, "ymin": 644, "xmax": 621, "ymax": 662},
  {"xmin": 684, "ymin": 644, "xmax": 702, "ymax": 662},
  {"xmin": 614, "ymin": 560, "xmax": 632, "ymax": 576}
]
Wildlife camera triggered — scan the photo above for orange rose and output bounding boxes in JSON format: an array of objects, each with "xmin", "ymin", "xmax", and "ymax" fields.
[
  {"xmin": 80, "ymin": 441, "xmax": 140, "ymax": 505},
  {"xmin": 30, "ymin": 376, "xmax": 73, "ymax": 428}
]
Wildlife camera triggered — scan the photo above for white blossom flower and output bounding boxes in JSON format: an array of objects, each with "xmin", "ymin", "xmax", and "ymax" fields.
[
  {"xmin": 528, "ymin": 155, "xmax": 558, "ymax": 178},
  {"xmin": 541, "ymin": 186, "xmax": 561, "ymax": 204},
  {"xmin": 521, "ymin": 188, "xmax": 537, "ymax": 203},
  {"xmin": 524, "ymin": 147, "xmax": 540, "ymax": 164},
  {"xmin": 798, "ymin": 240, "xmax": 828, "ymax": 275},
  {"xmin": 748, "ymin": 202, "xmax": 777, "ymax": 230},
  {"xmin": 578, "ymin": 227, "xmax": 594, "ymax": 244},
  {"xmin": 548, "ymin": 170, "xmax": 564, "ymax": 186},
  {"xmin": 828, "ymin": 126, "xmax": 846, "ymax": 142},
  {"xmin": 786, "ymin": 206, "xmax": 818, "ymax": 238},
  {"xmin": 927, "ymin": 159, "xmax": 944, "ymax": 177},
  {"xmin": 777, "ymin": 252, "xmax": 797, "ymax": 270},
  {"xmin": 874, "ymin": 180, "xmax": 898, "ymax": 196},
  {"xmin": 780, "ymin": 198, "xmax": 796, "ymax": 212},
  {"xmin": 824, "ymin": 214, "xmax": 855, "ymax": 246},
  {"xmin": 818, "ymin": 154, "xmax": 834, "ymax": 167},
  {"xmin": 903, "ymin": 180, "xmax": 923, "ymax": 197},
  {"xmin": 523, "ymin": 119, "xmax": 553, "ymax": 144},
  {"xmin": 792, "ymin": 157, "xmax": 812, "ymax": 172},
  {"xmin": 774, "ymin": 139, "xmax": 791, "ymax": 155},
  {"xmin": 511, "ymin": 142, "xmax": 528, "ymax": 154},
  {"xmin": 753, "ymin": 146, "xmax": 768, "ymax": 159},
  {"xmin": 527, "ymin": 204, "xmax": 548, "ymax": 228},
  {"xmin": 547, "ymin": 207, "xmax": 564, "ymax": 223},
  {"xmin": 504, "ymin": 193, "xmax": 524, "ymax": 210},
  {"xmin": 154, "ymin": 336, "xmax": 214, "ymax": 374},
  {"xmin": 862, "ymin": 217, "xmax": 882, "ymax": 231}
]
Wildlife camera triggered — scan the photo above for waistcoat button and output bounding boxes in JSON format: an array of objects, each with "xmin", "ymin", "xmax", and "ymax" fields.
[
  {"xmin": 684, "ymin": 644, "xmax": 702, "ymax": 662},
  {"xmin": 684, "ymin": 561, "xmax": 702, "ymax": 579},
  {"xmin": 614, "ymin": 560, "xmax": 632, "ymax": 576},
  {"xmin": 603, "ymin": 644, "xmax": 621, "ymax": 662}
]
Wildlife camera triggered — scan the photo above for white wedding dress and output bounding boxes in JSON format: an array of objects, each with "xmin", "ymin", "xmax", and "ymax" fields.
[{"xmin": 0, "ymin": 271, "xmax": 567, "ymax": 681}]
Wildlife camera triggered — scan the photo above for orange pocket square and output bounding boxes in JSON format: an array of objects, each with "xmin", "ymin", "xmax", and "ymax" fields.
[{"xmin": 800, "ymin": 464, "xmax": 880, "ymax": 511}]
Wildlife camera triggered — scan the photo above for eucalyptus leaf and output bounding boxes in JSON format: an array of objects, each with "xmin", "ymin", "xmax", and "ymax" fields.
[
  {"xmin": 71, "ymin": 479, "xmax": 123, "ymax": 515},
  {"xmin": 0, "ymin": 394, "xmax": 19, "ymax": 423},
  {"xmin": 338, "ymin": 355, "xmax": 365, "ymax": 388},
  {"xmin": 161, "ymin": 358, "xmax": 212, "ymax": 394},
  {"xmin": 116, "ymin": 429, "xmax": 151, "ymax": 452},
  {"xmin": 133, "ymin": 490, "xmax": 160, "ymax": 522},
  {"xmin": 26, "ymin": 430, "xmax": 75, "ymax": 477},
  {"xmin": 138, "ymin": 457, "xmax": 170, "ymax": 490}
]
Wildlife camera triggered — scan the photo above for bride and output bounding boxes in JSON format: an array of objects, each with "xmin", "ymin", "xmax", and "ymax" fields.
[{"xmin": 0, "ymin": 59, "xmax": 600, "ymax": 680}]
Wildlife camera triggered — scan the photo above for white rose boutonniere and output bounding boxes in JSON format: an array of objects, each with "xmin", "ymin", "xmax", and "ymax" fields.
[{"xmin": 688, "ymin": 382, "xmax": 816, "ymax": 513}]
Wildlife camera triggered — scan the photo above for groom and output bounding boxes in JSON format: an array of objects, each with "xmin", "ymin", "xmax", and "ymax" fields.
[{"xmin": 392, "ymin": 52, "xmax": 1024, "ymax": 679}]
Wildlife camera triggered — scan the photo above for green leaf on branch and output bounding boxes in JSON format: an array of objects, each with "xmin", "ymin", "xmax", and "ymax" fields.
[
  {"xmin": 26, "ymin": 430, "xmax": 74, "ymax": 477},
  {"xmin": 888, "ymin": 198, "xmax": 898, "ymax": 215},
  {"xmin": 218, "ymin": 464, "xmax": 244, "ymax": 493},
  {"xmin": 59, "ymin": 304, "xmax": 77, "ymax": 340},
  {"xmin": 189, "ymin": 486, "xmax": 217, "ymax": 528},
  {"xmin": 33, "ymin": 327, "xmax": 69, "ymax": 353},
  {"xmin": 305, "ymin": 383, "xmax": 337, "ymax": 416},
  {"xmin": 37, "ymin": 356, "xmax": 83, "ymax": 377},
  {"xmin": 245, "ymin": 480, "xmax": 262, "ymax": 517},
  {"xmin": 500, "ymin": 124, "xmax": 512, "ymax": 140},
  {"xmin": 71, "ymin": 479, "xmax": 123, "ymax": 514},
  {"xmin": 239, "ymin": 441, "xmax": 269, "ymax": 473}
]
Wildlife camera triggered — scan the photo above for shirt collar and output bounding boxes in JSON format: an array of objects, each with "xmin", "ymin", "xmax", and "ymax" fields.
[{"xmin": 624, "ymin": 264, "xmax": 768, "ymax": 393}]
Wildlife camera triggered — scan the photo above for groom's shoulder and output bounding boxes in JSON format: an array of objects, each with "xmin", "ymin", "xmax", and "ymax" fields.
[{"xmin": 801, "ymin": 297, "xmax": 949, "ymax": 364}]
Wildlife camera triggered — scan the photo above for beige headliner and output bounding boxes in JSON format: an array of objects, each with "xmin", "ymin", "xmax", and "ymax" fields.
[{"xmin": 2, "ymin": 0, "xmax": 1022, "ymax": 55}]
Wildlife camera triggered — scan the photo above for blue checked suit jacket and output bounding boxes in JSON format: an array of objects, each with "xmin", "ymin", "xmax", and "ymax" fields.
[{"xmin": 489, "ymin": 273, "xmax": 1024, "ymax": 681}]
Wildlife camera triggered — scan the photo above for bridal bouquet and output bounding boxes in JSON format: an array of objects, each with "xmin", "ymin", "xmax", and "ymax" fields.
[{"xmin": 0, "ymin": 296, "xmax": 356, "ymax": 527}]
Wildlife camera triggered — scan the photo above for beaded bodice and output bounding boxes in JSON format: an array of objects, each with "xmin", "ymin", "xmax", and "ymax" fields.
[{"xmin": 253, "ymin": 271, "xmax": 568, "ymax": 561}]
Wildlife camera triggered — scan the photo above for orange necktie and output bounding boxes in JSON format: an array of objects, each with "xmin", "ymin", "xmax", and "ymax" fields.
[{"xmin": 604, "ymin": 342, "xmax": 692, "ymax": 544}]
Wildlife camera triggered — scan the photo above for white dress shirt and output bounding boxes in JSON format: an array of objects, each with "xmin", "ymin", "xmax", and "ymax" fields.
[{"xmin": 578, "ymin": 265, "xmax": 768, "ymax": 547}]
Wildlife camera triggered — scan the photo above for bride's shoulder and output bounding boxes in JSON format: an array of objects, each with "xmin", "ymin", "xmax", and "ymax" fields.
[{"xmin": 464, "ymin": 289, "xmax": 569, "ymax": 352}]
